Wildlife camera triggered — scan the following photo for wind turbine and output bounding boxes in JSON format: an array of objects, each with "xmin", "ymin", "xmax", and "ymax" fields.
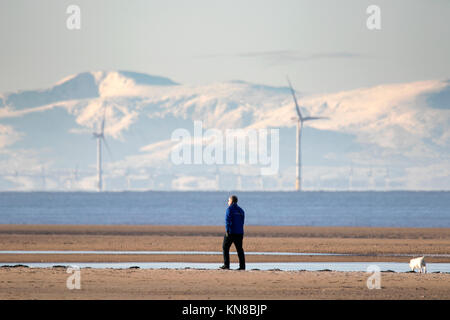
[
  {"xmin": 349, "ymin": 166, "xmax": 354, "ymax": 191},
  {"xmin": 236, "ymin": 165, "xmax": 242, "ymax": 191},
  {"xmin": 73, "ymin": 165, "xmax": 79, "ymax": 190},
  {"xmin": 385, "ymin": 167, "xmax": 390, "ymax": 191},
  {"xmin": 367, "ymin": 167, "xmax": 375, "ymax": 190},
  {"xmin": 125, "ymin": 167, "xmax": 132, "ymax": 191},
  {"xmin": 277, "ymin": 172, "xmax": 283, "ymax": 191},
  {"xmin": 92, "ymin": 107, "xmax": 111, "ymax": 192},
  {"xmin": 287, "ymin": 77, "xmax": 327, "ymax": 191},
  {"xmin": 258, "ymin": 173, "xmax": 264, "ymax": 191},
  {"xmin": 40, "ymin": 165, "xmax": 47, "ymax": 190}
]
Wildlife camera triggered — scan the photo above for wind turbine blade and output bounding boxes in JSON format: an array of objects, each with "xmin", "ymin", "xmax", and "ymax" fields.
[
  {"xmin": 302, "ymin": 116, "xmax": 328, "ymax": 121},
  {"xmin": 102, "ymin": 137, "xmax": 114, "ymax": 161},
  {"xmin": 100, "ymin": 106, "xmax": 106, "ymax": 135},
  {"xmin": 286, "ymin": 76, "xmax": 302, "ymax": 120},
  {"xmin": 92, "ymin": 120, "xmax": 98, "ymax": 135}
]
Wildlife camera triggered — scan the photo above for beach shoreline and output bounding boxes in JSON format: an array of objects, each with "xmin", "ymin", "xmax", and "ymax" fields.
[
  {"xmin": 0, "ymin": 225, "xmax": 449, "ymax": 263},
  {"xmin": 1, "ymin": 267, "xmax": 449, "ymax": 300},
  {"xmin": 1, "ymin": 225, "xmax": 449, "ymax": 299}
]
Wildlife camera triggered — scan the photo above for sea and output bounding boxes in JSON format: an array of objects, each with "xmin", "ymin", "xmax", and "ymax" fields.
[{"xmin": 0, "ymin": 191, "xmax": 449, "ymax": 227}]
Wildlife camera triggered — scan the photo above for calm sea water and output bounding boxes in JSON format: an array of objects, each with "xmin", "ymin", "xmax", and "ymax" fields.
[{"xmin": 0, "ymin": 191, "xmax": 449, "ymax": 227}]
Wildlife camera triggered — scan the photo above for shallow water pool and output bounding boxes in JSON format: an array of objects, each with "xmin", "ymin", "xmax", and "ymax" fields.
[{"xmin": 2, "ymin": 262, "xmax": 450, "ymax": 273}]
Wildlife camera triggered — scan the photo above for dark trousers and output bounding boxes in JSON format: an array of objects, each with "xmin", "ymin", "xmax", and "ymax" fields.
[{"xmin": 222, "ymin": 233, "xmax": 245, "ymax": 269}]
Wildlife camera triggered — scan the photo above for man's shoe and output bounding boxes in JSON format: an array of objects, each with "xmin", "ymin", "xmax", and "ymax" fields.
[
  {"xmin": 219, "ymin": 265, "xmax": 230, "ymax": 270},
  {"xmin": 237, "ymin": 267, "xmax": 246, "ymax": 271}
]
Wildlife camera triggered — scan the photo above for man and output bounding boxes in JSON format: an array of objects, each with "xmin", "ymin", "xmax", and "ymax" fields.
[{"xmin": 220, "ymin": 195, "xmax": 245, "ymax": 270}]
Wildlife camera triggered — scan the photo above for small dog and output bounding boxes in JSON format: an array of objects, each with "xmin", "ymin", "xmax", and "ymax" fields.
[{"xmin": 409, "ymin": 256, "xmax": 426, "ymax": 273}]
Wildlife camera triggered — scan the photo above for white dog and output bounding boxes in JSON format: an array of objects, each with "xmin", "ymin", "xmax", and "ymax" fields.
[{"xmin": 409, "ymin": 256, "xmax": 426, "ymax": 273}]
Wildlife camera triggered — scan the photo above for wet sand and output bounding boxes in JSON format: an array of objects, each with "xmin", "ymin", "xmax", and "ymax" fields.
[
  {"xmin": 0, "ymin": 225, "xmax": 449, "ymax": 299},
  {"xmin": 0, "ymin": 225, "xmax": 449, "ymax": 263}
]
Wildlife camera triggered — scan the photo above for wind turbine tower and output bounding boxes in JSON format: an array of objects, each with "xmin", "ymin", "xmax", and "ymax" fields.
[
  {"xmin": 125, "ymin": 167, "xmax": 132, "ymax": 191},
  {"xmin": 367, "ymin": 167, "xmax": 375, "ymax": 190},
  {"xmin": 40, "ymin": 166, "xmax": 46, "ymax": 190},
  {"xmin": 92, "ymin": 107, "xmax": 110, "ymax": 192},
  {"xmin": 236, "ymin": 166, "xmax": 242, "ymax": 191},
  {"xmin": 287, "ymin": 77, "xmax": 327, "ymax": 191},
  {"xmin": 385, "ymin": 167, "xmax": 390, "ymax": 191},
  {"xmin": 349, "ymin": 166, "xmax": 354, "ymax": 191},
  {"xmin": 277, "ymin": 172, "xmax": 283, "ymax": 191}
]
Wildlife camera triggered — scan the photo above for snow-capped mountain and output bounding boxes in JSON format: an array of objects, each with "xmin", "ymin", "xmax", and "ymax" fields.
[
  {"xmin": 0, "ymin": 71, "xmax": 449, "ymax": 191},
  {"xmin": 0, "ymin": 71, "xmax": 178, "ymax": 110}
]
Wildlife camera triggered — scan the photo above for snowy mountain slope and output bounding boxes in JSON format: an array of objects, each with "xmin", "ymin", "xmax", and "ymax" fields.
[{"xmin": 0, "ymin": 71, "xmax": 178, "ymax": 110}]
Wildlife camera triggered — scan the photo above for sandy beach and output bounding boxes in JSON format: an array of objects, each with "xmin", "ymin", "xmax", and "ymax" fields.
[
  {"xmin": 0, "ymin": 225, "xmax": 449, "ymax": 299},
  {"xmin": 1, "ymin": 267, "xmax": 450, "ymax": 300},
  {"xmin": 1, "ymin": 225, "xmax": 449, "ymax": 263}
]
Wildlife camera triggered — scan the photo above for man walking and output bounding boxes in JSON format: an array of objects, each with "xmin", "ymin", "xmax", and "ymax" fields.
[{"xmin": 220, "ymin": 195, "xmax": 245, "ymax": 270}]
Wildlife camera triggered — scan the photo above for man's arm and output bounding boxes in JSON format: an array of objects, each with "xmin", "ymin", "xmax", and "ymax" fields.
[{"xmin": 225, "ymin": 207, "xmax": 232, "ymax": 235}]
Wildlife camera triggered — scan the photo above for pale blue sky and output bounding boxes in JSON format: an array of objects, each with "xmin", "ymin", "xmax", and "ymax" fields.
[{"xmin": 1, "ymin": 0, "xmax": 449, "ymax": 94}]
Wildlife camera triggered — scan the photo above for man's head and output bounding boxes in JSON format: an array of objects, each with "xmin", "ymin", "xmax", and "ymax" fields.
[{"xmin": 228, "ymin": 195, "xmax": 238, "ymax": 206}]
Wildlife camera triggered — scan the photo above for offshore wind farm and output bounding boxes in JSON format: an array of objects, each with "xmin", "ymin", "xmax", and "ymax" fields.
[{"xmin": 1, "ymin": 70, "xmax": 449, "ymax": 192}]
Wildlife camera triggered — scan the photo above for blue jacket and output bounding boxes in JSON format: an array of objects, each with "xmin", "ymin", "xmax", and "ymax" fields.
[{"xmin": 225, "ymin": 203, "xmax": 245, "ymax": 235}]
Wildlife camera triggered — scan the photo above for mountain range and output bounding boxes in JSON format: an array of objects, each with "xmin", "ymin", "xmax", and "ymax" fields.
[{"xmin": 0, "ymin": 71, "xmax": 449, "ymax": 191}]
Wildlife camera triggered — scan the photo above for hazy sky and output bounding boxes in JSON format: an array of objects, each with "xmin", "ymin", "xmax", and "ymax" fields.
[{"xmin": 1, "ymin": 0, "xmax": 449, "ymax": 94}]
